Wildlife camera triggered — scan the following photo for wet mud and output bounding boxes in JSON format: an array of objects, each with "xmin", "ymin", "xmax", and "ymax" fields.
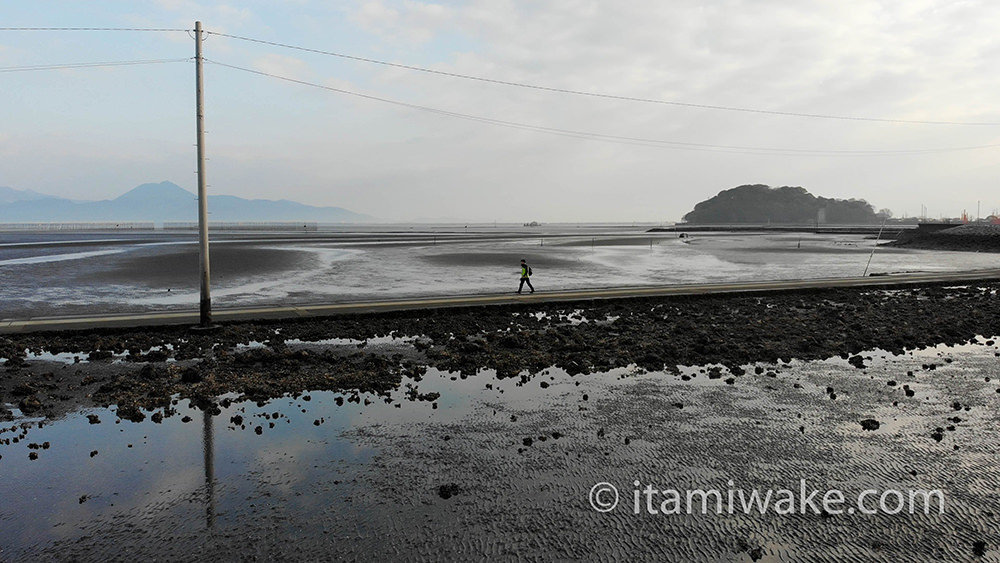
[
  {"xmin": 2, "ymin": 282, "xmax": 1000, "ymax": 561},
  {"xmin": 82, "ymin": 244, "xmax": 320, "ymax": 289}
]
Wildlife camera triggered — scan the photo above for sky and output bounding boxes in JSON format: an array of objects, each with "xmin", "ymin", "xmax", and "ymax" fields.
[{"xmin": 1, "ymin": 0, "xmax": 999, "ymax": 223}]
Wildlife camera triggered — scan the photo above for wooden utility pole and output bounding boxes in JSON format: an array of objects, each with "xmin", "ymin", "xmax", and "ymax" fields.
[{"xmin": 195, "ymin": 21, "xmax": 212, "ymax": 326}]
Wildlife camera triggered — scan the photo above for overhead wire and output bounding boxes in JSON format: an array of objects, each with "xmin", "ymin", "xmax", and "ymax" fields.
[
  {"xmin": 205, "ymin": 59, "xmax": 1000, "ymax": 157},
  {"xmin": 0, "ymin": 27, "xmax": 190, "ymax": 32},
  {"xmin": 205, "ymin": 30, "xmax": 1000, "ymax": 127},
  {"xmin": 3, "ymin": 27, "xmax": 997, "ymax": 154},
  {"xmin": 0, "ymin": 58, "xmax": 191, "ymax": 73}
]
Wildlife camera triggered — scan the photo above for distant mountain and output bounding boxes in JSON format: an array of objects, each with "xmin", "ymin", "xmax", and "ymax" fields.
[
  {"xmin": 0, "ymin": 181, "xmax": 373, "ymax": 223},
  {"xmin": 682, "ymin": 184, "xmax": 879, "ymax": 224},
  {"xmin": 0, "ymin": 186, "xmax": 54, "ymax": 204}
]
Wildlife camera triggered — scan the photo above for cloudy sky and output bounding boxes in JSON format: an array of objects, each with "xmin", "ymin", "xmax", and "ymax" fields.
[{"xmin": 1, "ymin": 1, "xmax": 998, "ymax": 222}]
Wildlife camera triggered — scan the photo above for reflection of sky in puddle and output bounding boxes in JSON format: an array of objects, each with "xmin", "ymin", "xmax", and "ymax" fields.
[
  {"xmin": 0, "ymin": 366, "xmax": 592, "ymax": 556},
  {"xmin": 0, "ymin": 392, "xmax": 383, "ymax": 556},
  {"xmin": 14, "ymin": 345, "xmax": 177, "ymax": 365},
  {"xmin": 3, "ymin": 337, "xmax": 1000, "ymax": 557}
]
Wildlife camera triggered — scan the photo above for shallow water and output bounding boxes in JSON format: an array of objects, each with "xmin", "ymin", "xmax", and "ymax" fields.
[
  {"xmin": 1, "ymin": 227, "xmax": 998, "ymax": 318},
  {"xmin": 4, "ymin": 337, "xmax": 1000, "ymax": 561}
]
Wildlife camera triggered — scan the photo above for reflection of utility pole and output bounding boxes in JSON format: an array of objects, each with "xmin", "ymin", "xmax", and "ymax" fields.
[{"xmin": 203, "ymin": 407, "xmax": 216, "ymax": 529}]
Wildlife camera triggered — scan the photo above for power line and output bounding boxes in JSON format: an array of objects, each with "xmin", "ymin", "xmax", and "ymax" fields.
[
  {"xmin": 0, "ymin": 27, "xmax": 189, "ymax": 32},
  {"xmin": 205, "ymin": 59, "xmax": 1000, "ymax": 157},
  {"xmin": 206, "ymin": 30, "xmax": 1000, "ymax": 127},
  {"xmin": 0, "ymin": 58, "xmax": 191, "ymax": 73}
]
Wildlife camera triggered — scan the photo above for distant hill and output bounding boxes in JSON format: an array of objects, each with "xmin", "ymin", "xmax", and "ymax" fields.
[
  {"xmin": 683, "ymin": 184, "xmax": 879, "ymax": 224},
  {"xmin": 0, "ymin": 186, "xmax": 54, "ymax": 204},
  {"xmin": 0, "ymin": 181, "xmax": 373, "ymax": 223}
]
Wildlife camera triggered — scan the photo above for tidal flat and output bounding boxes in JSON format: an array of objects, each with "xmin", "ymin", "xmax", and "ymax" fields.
[{"xmin": 2, "ymin": 283, "xmax": 1000, "ymax": 561}]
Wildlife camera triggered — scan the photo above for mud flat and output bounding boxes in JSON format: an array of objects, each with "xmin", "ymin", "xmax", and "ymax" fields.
[{"xmin": 2, "ymin": 282, "xmax": 1000, "ymax": 561}]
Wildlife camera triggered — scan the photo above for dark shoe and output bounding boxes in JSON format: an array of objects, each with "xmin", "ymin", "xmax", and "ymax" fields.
[
  {"xmin": 530, "ymin": 290, "xmax": 534, "ymax": 293},
  {"xmin": 516, "ymin": 291, "xmax": 521, "ymax": 294}
]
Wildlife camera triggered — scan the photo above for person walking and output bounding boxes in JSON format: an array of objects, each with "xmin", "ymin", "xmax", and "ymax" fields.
[{"xmin": 517, "ymin": 259, "xmax": 534, "ymax": 294}]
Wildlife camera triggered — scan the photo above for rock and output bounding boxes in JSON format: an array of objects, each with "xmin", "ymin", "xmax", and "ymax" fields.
[
  {"xmin": 438, "ymin": 483, "xmax": 461, "ymax": 500},
  {"xmin": 11, "ymin": 383, "xmax": 36, "ymax": 397},
  {"xmin": 860, "ymin": 419, "xmax": 880, "ymax": 431},
  {"xmin": 973, "ymin": 540, "xmax": 987, "ymax": 557},
  {"xmin": 180, "ymin": 367, "xmax": 202, "ymax": 384},
  {"xmin": 18, "ymin": 396, "xmax": 43, "ymax": 414}
]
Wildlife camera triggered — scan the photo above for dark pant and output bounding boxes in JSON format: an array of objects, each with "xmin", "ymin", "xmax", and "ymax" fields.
[{"xmin": 518, "ymin": 277, "xmax": 534, "ymax": 293}]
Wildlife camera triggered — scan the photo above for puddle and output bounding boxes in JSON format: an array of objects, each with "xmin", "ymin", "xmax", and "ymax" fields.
[
  {"xmin": 0, "ymin": 365, "xmax": 603, "ymax": 559},
  {"xmin": 4, "ymin": 339, "xmax": 1000, "ymax": 561}
]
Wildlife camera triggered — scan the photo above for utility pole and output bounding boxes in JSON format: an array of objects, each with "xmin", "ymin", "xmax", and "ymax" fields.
[{"xmin": 195, "ymin": 21, "xmax": 212, "ymax": 327}]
